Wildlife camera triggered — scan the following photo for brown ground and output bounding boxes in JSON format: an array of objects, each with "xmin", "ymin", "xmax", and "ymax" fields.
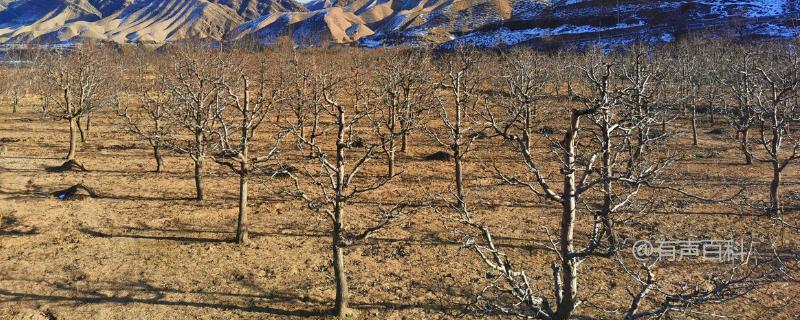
[{"xmin": 0, "ymin": 97, "xmax": 798, "ymax": 320}]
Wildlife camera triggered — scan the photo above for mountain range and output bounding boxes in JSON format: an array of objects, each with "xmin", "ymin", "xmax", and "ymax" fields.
[{"xmin": 0, "ymin": 0, "xmax": 797, "ymax": 49}]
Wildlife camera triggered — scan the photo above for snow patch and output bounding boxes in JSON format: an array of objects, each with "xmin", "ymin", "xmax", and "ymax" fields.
[
  {"xmin": 447, "ymin": 21, "xmax": 646, "ymax": 48},
  {"xmin": 695, "ymin": 0, "xmax": 787, "ymax": 18}
]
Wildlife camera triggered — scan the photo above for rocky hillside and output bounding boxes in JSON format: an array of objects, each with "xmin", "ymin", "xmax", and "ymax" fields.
[
  {"xmin": 0, "ymin": 0, "xmax": 259, "ymax": 44},
  {"xmin": 0, "ymin": 0, "xmax": 797, "ymax": 48}
]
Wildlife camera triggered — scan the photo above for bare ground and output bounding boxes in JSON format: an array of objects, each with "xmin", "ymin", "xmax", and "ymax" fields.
[{"xmin": 0, "ymin": 103, "xmax": 798, "ymax": 319}]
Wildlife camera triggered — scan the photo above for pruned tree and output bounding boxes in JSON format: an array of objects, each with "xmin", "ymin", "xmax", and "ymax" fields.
[
  {"xmin": 694, "ymin": 41, "xmax": 726, "ymax": 126},
  {"xmin": 431, "ymin": 47, "xmax": 486, "ymax": 210},
  {"xmin": 459, "ymin": 48, "xmax": 756, "ymax": 320},
  {"xmin": 165, "ymin": 48, "xmax": 226, "ymax": 201},
  {"xmin": 483, "ymin": 48, "xmax": 552, "ymax": 157},
  {"xmin": 460, "ymin": 56, "xmax": 614, "ymax": 319},
  {"xmin": 672, "ymin": 43, "xmax": 703, "ymax": 145},
  {"xmin": 7, "ymin": 68, "xmax": 23, "ymax": 114},
  {"xmin": 372, "ymin": 48, "xmax": 435, "ymax": 177},
  {"xmin": 721, "ymin": 48, "xmax": 759, "ymax": 165},
  {"xmin": 37, "ymin": 45, "xmax": 113, "ymax": 163},
  {"xmin": 213, "ymin": 54, "xmax": 285, "ymax": 244},
  {"xmin": 284, "ymin": 50, "xmax": 324, "ymax": 158},
  {"xmin": 0, "ymin": 66, "xmax": 9, "ymax": 111},
  {"xmin": 284, "ymin": 67, "xmax": 403, "ymax": 318},
  {"xmin": 749, "ymin": 47, "xmax": 800, "ymax": 217},
  {"xmin": 619, "ymin": 45, "xmax": 671, "ymax": 161},
  {"xmin": 1, "ymin": 50, "xmax": 33, "ymax": 114},
  {"xmin": 115, "ymin": 49, "xmax": 174, "ymax": 173}
]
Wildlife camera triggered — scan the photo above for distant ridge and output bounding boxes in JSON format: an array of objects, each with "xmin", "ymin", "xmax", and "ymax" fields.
[{"xmin": 0, "ymin": 0, "xmax": 797, "ymax": 48}]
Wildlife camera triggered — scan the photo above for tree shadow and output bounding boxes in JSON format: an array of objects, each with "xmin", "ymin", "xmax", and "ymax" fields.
[
  {"xmin": 77, "ymin": 227, "xmax": 230, "ymax": 244},
  {"xmin": 649, "ymin": 210, "xmax": 762, "ymax": 217},
  {"xmin": 104, "ymin": 225, "xmax": 230, "ymax": 235},
  {"xmin": 110, "ymin": 224, "xmax": 330, "ymax": 242},
  {"xmin": 78, "ymin": 221, "xmax": 550, "ymax": 253},
  {"xmin": 0, "ymin": 155, "xmax": 63, "ymax": 161},
  {"xmin": 0, "ymin": 188, "xmax": 49, "ymax": 200},
  {"xmin": 353, "ymin": 301, "xmax": 469, "ymax": 317},
  {"xmin": 0, "ymin": 229, "xmax": 38, "ymax": 236},
  {"xmin": 0, "ymin": 277, "xmax": 476, "ymax": 317},
  {"xmin": 87, "ymin": 168, "xmax": 190, "ymax": 177},
  {"xmin": 0, "ymin": 215, "xmax": 38, "ymax": 237},
  {"xmin": 0, "ymin": 279, "xmax": 329, "ymax": 317},
  {"xmin": 0, "ymin": 187, "xmax": 194, "ymax": 203},
  {"xmin": 97, "ymin": 193, "xmax": 196, "ymax": 202},
  {"xmin": 0, "ymin": 227, "xmax": 38, "ymax": 237},
  {"xmin": 0, "ymin": 166, "xmax": 44, "ymax": 173}
]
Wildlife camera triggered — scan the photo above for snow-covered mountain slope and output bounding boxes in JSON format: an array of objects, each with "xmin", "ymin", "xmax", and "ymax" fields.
[
  {"xmin": 230, "ymin": 0, "xmax": 521, "ymax": 45},
  {"xmin": 0, "ymin": 0, "xmax": 797, "ymax": 47},
  {"xmin": 231, "ymin": 0, "xmax": 800, "ymax": 47},
  {"xmin": 440, "ymin": 0, "xmax": 800, "ymax": 49}
]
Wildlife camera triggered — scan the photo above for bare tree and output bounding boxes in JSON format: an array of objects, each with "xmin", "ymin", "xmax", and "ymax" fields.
[
  {"xmin": 749, "ymin": 47, "xmax": 800, "ymax": 216},
  {"xmin": 1, "ymin": 50, "xmax": 33, "ymax": 114},
  {"xmin": 37, "ymin": 45, "xmax": 112, "ymax": 163},
  {"xmin": 285, "ymin": 67, "xmax": 402, "ymax": 318},
  {"xmin": 431, "ymin": 47, "xmax": 486, "ymax": 210},
  {"xmin": 695, "ymin": 42, "xmax": 725, "ymax": 128},
  {"xmin": 372, "ymin": 48, "xmax": 434, "ymax": 177},
  {"xmin": 620, "ymin": 45, "xmax": 670, "ymax": 161},
  {"xmin": 722, "ymin": 48, "xmax": 760, "ymax": 165},
  {"xmin": 284, "ymin": 50, "xmax": 323, "ymax": 158},
  {"xmin": 464, "ymin": 56, "xmax": 613, "ymax": 319},
  {"xmin": 213, "ymin": 55, "xmax": 284, "ymax": 244},
  {"xmin": 115, "ymin": 49, "xmax": 174, "ymax": 173},
  {"xmin": 461, "ymin": 48, "xmax": 752, "ymax": 319},
  {"xmin": 0, "ymin": 66, "xmax": 9, "ymax": 111},
  {"xmin": 166, "ymin": 48, "xmax": 226, "ymax": 201},
  {"xmin": 672, "ymin": 43, "xmax": 702, "ymax": 145},
  {"xmin": 7, "ymin": 68, "xmax": 22, "ymax": 114}
]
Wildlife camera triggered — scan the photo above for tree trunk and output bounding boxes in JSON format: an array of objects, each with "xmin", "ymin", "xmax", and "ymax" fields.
[
  {"xmin": 691, "ymin": 106, "xmax": 698, "ymax": 146},
  {"xmin": 77, "ymin": 117, "xmax": 87, "ymax": 143},
  {"xmin": 194, "ymin": 160, "xmax": 204, "ymax": 201},
  {"xmin": 236, "ymin": 77, "xmax": 251, "ymax": 244},
  {"xmin": 387, "ymin": 139, "xmax": 395, "ymax": 178},
  {"xmin": 298, "ymin": 123, "xmax": 306, "ymax": 157},
  {"xmin": 555, "ymin": 113, "xmax": 580, "ymax": 320},
  {"xmin": 600, "ymin": 118, "xmax": 617, "ymax": 248},
  {"xmin": 332, "ymin": 216, "xmax": 348, "ymax": 317},
  {"xmin": 387, "ymin": 107, "xmax": 397, "ymax": 177},
  {"xmin": 454, "ymin": 150, "xmax": 464, "ymax": 209},
  {"xmin": 709, "ymin": 104, "xmax": 715, "ymax": 124},
  {"xmin": 634, "ymin": 127, "xmax": 646, "ymax": 164},
  {"xmin": 309, "ymin": 111, "xmax": 320, "ymax": 158},
  {"xmin": 333, "ymin": 104, "xmax": 350, "ymax": 318},
  {"xmin": 769, "ymin": 163, "xmax": 781, "ymax": 217},
  {"xmin": 741, "ymin": 128, "xmax": 753, "ymax": 165},
  {"xmin": 236, "ymin": 170, "xmax": 249, "ymax": 244},
  {"xmin": 67, "ymin": 117, "xmax": 78, "ymax": 160},
  {"xmin": 454, "ymin": 89, "xmax": 464, "ymax": 209},
  {"xmin": 400, "ymin": 132, "xmax": 408, "ymax": 153},
  {"xmin": 153, "ymin": 145, "xmax": 163, "ymax": 173}
]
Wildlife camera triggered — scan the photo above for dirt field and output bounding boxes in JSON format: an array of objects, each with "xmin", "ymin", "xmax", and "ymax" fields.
[{"xmin": 0, "ymin": 96, "xmax": 798, "ymax": 320}]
